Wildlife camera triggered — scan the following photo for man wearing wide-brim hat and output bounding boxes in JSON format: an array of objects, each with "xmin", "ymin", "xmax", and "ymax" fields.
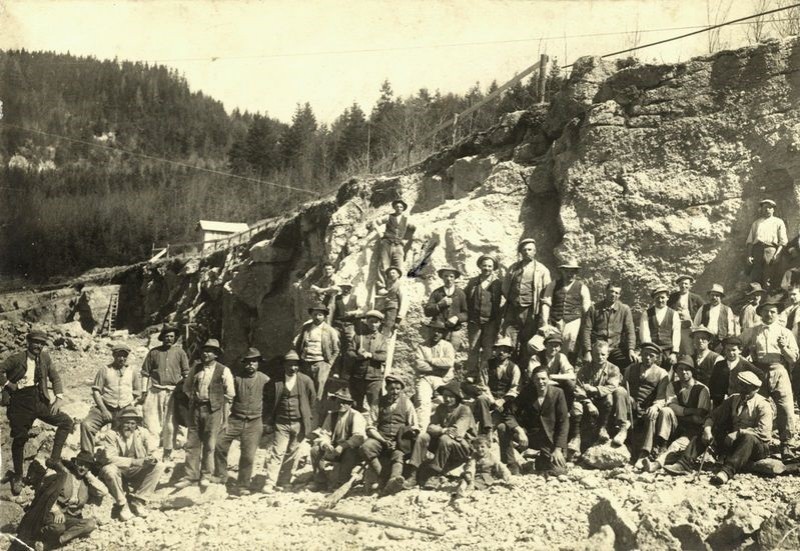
[
  {"xmin": 665, "ymin": 370, "xmax": 773, "ymax": 485},
  {"xmin": 473, "ymin": 336, "xmax": 521, "ymax": 434},
  {"xmin": 464, "ymin": 254, "xmax": 503, "ymax": 382},
  {"xmin": 413, "ymin": 320, "xmax": 456, "ymax": 431},
  {"xmin": 176, "ymin": 339, "xmax": 235, "ymax": 488},
  {"xmin": 424, "ymin": 266, "xmax": 469, "ymax": 353},
  {"xmin": 688, "ymin": 325, "xmax": 722, "ymax": 389},
  {"xmin": 0, "ymin": 329, "xmax": 73, "ymax": 495},
  {"xmin": 667, "ymin": 275, "xmax": 705, "ymax": 356},
  {"xmin": 345, "ymin": 310, "xmax": 388, "ymax": 415},
  {"xmin": 741, "ymin": 297, "xmax": 798, "ymax": 460},
  {"xmin": 692, "ymin": 284, "xmax": 735, "ymax": 347},
  {"xmin": 541, "ymin": 257, "xmax": 591, "ymax": 361},
  {"xmin": 293, "ymin": 301, "xmax": 340, "ymax": 426},
  {"xmin": 639, "ymin": 285, "xmax": 681, "ymax": 368},
  {"xmin": 747, "ymin": 198, "xmax": 787, "ymax": 291},
  {"xmin": 140, "ymin": 323, "xmax": 189, "ymax": 462},
  {"xmin": 369, "ymin": 197, "xmax": 415, "ymax": 290},
  {"xmin": 740, "ymin": 282, "xmax": 767, "ymax": 331}
]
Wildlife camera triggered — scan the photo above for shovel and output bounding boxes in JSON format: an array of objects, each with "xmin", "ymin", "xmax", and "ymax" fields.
[{"xmin": 322, "ymin": 465, "xmax": 364, "ymax": 509}]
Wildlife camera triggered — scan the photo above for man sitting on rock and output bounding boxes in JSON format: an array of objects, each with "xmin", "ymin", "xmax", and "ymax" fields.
[
  {"xmin": 294, "ymin": 301, "xmax": 340, "ymax": 424},
  {"xmin": 664, "ymin": 371, "xmax": 773, "ymax": 485},
  {"xmin": 498, "ymin": 366, "xmax": 568, "ymax": 475},
  {"xmin": 540, "ymin": 258, "xmax": 591, "ymax": 361},
  {"xmin": 690, "ymin": 326, "xmax": 722, "ymax": 389},
  {"xmin": 707, "ymin": 336, "xmax": 764, "ymax": 408},
  {"xmin": 345, "ymin": 310, "xmax": 388, "ymax": 414},
  {"xmin": 692, "ymin": 285, "xmax": 736, "ymax": 349},
  {"xmin": 472, "ymin": 336, "xmax": 521, "ymax": 434},
  {"xmin": 639, "ymin": 286, "xmax": 681, "ymax": 369},
  {"xmin": 359, "ymin": 374, "xmax": 418, "ymax": 495},
  {"xmin": 404, "ymin": 380, "xmax": 475, "ymax": 490},
  {"xmin": 424, "ymin": 266, "xmax": 469, "ymax": 352},
  {"xmin": 97, "ymin": 406, "xmax": 163, "ymax": 521},
  {"xmin": 623, "ymin": 342, "xmax": 670, "ymax": 466},
  {"xmin": 309, "ymin": 388, "xmax": 367, "ymax": 491},
  {"xmin": 81, "ymin": 343, "xmax": 142, "ymax": 453},
  {"xmin": 413, "ymin": 320, "xmax": 455, "ymax": 430},
  {"xmin": 529, "ymin": 333, "xmax": 575, "ymax": 406}
]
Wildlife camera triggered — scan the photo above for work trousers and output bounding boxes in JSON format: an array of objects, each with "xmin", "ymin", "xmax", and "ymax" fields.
[
  {"xmin": 360, "ymin": 438, "xmax": 405, "ymax": 481},
  {"xmin": 348, "ymin": 377, "xmax": 383, "ymax": 415},
  {"xmin": 466, "ymin": 320, "xmax": 499, "ymax": 383},
  {"xmin": 264, "ymin": 420, "xmax": 306, "ymax": 486},
  {"xmin": 473, "ymin": 394, "xmax": 504, "ymax": 432},
  {"xmin": 301, "ymin": 360, "xmax": 332, "ymax": 427},
  {"xmin": 655, "ymin": 408, "xmax": 703, "ymax": 446},
  {"xmin": 310, "ymin": 444, "xmax": 361, "ymax": 487},
  {"xmin": 99, "ymin": 461, "xmax": 164, "ymax": 506},
  {"xmin": 629, "ymin": 407, "xmax": 660, "ymax": 455},
  {"xmin": 376, "ymin": 238, "xmax": 405, "ymax": 289},
  {"xmin": 80, "ymin": 403, "xmax": 127, "ymax": 452},
  {"xmin": 751, "ymin": 242, "xmax": 780, "ymax": 290},
  {"xmin": 143, "ymin": 385, "xmax": 181, "ymax": 450},
  {"xmin": 382, "ymin": 307, "xmax": 398, "ymax": 337},
  {"xmin": 607, "ymin": 347, "xmax": 633, "ymax": 370},
  {"xmin": 8, "ymin": 387, "xmax": 73, "ymax": 475},
  {"xmin": 758, "ymin": 362, "xmax": 795, "ymax": 444},
  {"xmin": 415, "ymin": 374, "xmax": 451, "ymax": 431},
  {"xmin": 214, "ymin": 415, "xmax": 263, "ymax": 485},
  {"xmin": 497, "ymin": 423, "xmax": 556, "ymax": 471},
  {"xmin": 571, "ymin": 387, "xmax": 629, "ymax": 449},
  {"xmin": 551, "ymin": 318, "xmax": 582, "ymax": 358},
  {"xmin": 682, "ymin": 432, "xmax": 769, "ymax": 478},
  {"xmin": 409, "ymin": 432, "xmax": 471, "ymax": 474},
  {"xmin": 501, "ymin": 303, "xmax": 539, "ymax": 366},
  {"xmin": 39, "ymin": 516, "xmax": 97, "ymax": 548},
  {"xmin": 184, "ymin": 403, "xmax": 223, "ymax": 481}
]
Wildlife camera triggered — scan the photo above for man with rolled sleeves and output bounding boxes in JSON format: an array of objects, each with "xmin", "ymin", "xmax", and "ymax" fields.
[
  {"xmin": 668, "ymin": 275, "xmax": 704, "ymax": 356},
  {"xmin": 81, "ymin": 343, "xmax": 142, "ymax": 453},
  {"xmin": 747, "ymin": 198, "xmax": 788, "ymax": 290},
  {"xmin": 424, "ymin": 266, "xmax": 469, "ymax": 353},
  {"xmin": 541, "ymin": 258, "xmax": 591, "ymax": 361},
  {"xmin": 693, "ymin": 284, "xmax": 736, "ymax": 349},
  {"xmin": 464, "ymin": 254, "xmax": 503, "ymax": 382},
  {"xmin": 294, "ymin": 301, "xmax": 340, "ymax": 423},
  {"xmin": 640, "ymin": 285, "xmax": 681, "ymax": 369},
  {"xmin": 580, "ymin": 281, "xmax": 637, "ymax": 369},
  {"xmin": 372, "ymin": 199, "xmax": 415, "ymax": 291},
  {"xmin": 623, "ymin": 343, "xmax": 670, "ymax": 465},
  {"xmin": 0, "ymin": 330, "xmax": 73, "ymax": 495},
  {"xmin": 346, "ymin": 310, "xmax": 388, "ymax": 414},
  {"xmin": 741, "ymin": 298, "xmax": 798, "ymax": 459},
  {"xmin": 501, "ymin": 238, "xmax": 552, "ymax": 363}
]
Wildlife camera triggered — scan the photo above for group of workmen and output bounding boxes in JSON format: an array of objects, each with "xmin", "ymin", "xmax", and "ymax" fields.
[{"xmin": 3, "ymin": 196, "xmax": 800, "ymax": 549}]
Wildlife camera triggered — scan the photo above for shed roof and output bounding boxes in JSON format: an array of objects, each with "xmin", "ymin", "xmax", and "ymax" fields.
[{"xmin": 196, "ymin": 220, "xmax": 249, "ymax": 234}]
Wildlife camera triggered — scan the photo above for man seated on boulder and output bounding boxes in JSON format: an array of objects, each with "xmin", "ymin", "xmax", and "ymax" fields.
[
  {"xmin": 424, "ymin": 266, "xmax": 469, "ymax": 352},
  {"xmin": 739, "ymin": 283, "xmax": 766, "ymax": 331},
  {"xmin": 624, "ymin": 342, "xmax": 670, "ymax": 466},
  {"xmin": 692, "ymin": 285, "xmax": 736, "ymax": 350},
  {"xmin": 747, "ymin": 198, "xmax": 787, "ymax": 290},
  {"xmin": 81, "ymin": 343, "xmax": 142, "ymax": 453},
  {"xmin": 309, "ymin": 388, "xmax": 367, "ymax": 491},
  {"xmin": 404, "ymin": 380, "xmax": 475, "ymax": 490},
  {"xmin": 668, "ymin": 275, "xmax": 704, "ymax": 356},
  {"xmin": 498, "ymin": 366, "xmax": 568, "ymax": 476},
  {"xmin": 371, "ymin": 198, "xmax": 415, "ymax": 292},
  {"xmin": 690, "ymin": 326, "xmax": 722, "ymax": 389},
  {"xmin": 707, "ymin": 336, "xmax": 764, "ymax": 408},
  {"xmin": 639, "ymin": 286, "xmax": 681, "ymax": 369},
  {"xmin": 580, "ymin": 281, "xmax": 636, "ymax": 369},
  {"xmin": 472, "ymin": 337, "xmax": 521, "ymax": 435},
  {"xmin": 97, "ymin": 406, "xmax": 163, "ymax": 521},
  {"xmin": 414, "ymin": 320, "xmax": 455, "ymax": 430},
  {"xmin": 360, "ymin": 374, "xmax": 418, "ymax": 496},
  {"xmin": 15, "ymin": 451, "xmax": 106, "ymax": 550},
  {"xmin": 540, "ymin": 258, "xmax": 591, "ymax": 362},
  {"xmin": 569, "ymin": 340, "xmax": 627, "ymax": 459},
  {"xmin": 664, "ymin": 371, "xmax": 773, "ymax": 485},
  {"xmin": 213, "ymin": 348, "xmax": 270, "ymax": 496},
  {"xmin": 346, "ymin": 310, "xmax": 388, "ymax": 414},
  {"xmin": 529, "ymin": 333, "xmax": 575, "ymax": 406}
]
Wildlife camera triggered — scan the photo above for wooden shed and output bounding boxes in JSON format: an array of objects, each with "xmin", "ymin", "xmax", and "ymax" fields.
[{"xmin": 196, "ymin": 220, "xmax": 249, "ymax": 250}]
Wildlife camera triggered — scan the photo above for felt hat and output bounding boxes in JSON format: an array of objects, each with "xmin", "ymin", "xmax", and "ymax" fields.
[
  {"xmin": 72, "ymin": 450, "xmax": 97, "ymax": 468},
  {"xmin": 707, "ymin": 284, "xmax": 725, "ymax": 297},
  {"xmin": 544, "ymin": 333, "xmax": 563, "ymax": 345},
  {"xmin": 158, "ymin": 324, "xmax": 179, "ymax": 341},
  {"xmin": 493, "ymin": 336, "xmax": 514, "ymax": 350},
  {"xmin": 243, "ymin": 347, "xmax": 262, "ymax": 360},
  {"xmin": 674, "ymin": 275, "xmax": 695, "ymax": 284},
  {"xmin": 337, "ymin": 283, "xmax": 353, "ymax": 292},
  {"xmin": 308, "ymin": 302, "xmax": 330, "ymax": 315},
  {"xmin": 436, "ymin": 380, "xmax": 463, "ymax": 401},
  {"xmin": 391, "ymin": 199, "xmax": 408, "ymax": 210},
  {"xmin": 385, "ymin": 266, "xmax": 402, "ymax": 277},
  {"xmin": 760, "ymin": 199, "xmax": 777, "ymax": 207},
  {"xmin": 517, "ymin": 238, "xmax": 536, "ymax": 251},
  {"xmin": 675, "ymin": 355, "xmax": 695, "ymax": 370},
  {"xmin": 330, "ymin": 387, "xmax": 355, "ymax": 403},
  {"xmin": 722, "ymin": 336, "xmax": 743, "ymax": 348},
  {"xmin": 757, "ymin": 298, "xmax": 782, "ymax": 314},
  {"xmin": 476, "ymin": 255, "xmax": 499, "ymax": 269},
  {"xmin": 201, "ymin": 339, "xmax": 223, "ymax": 355},
  {"xmin": 745, "ymin": 282, "xmax": 766, "ymax": 296},
  {"xmin": 690, "ymin": 325, "xmax": 714, "ymax": 339},
  {"xmin": 384, "ymin": 374, "xmax": 405, "ymax": 389},
  {"xmin": 437, "ymin": 266, "xmax": 461, "ymax": 279},
  {"xmin": 363, "ymin": 309, "xmax": 385, "ymax": 320},
  {"xmin": 527, "ymin": 334, "xmax": 546, "ymax": 353},
  {"xmin": 558, "ymin": 258, "xmax": 580, "ymax": 270},
  {"xmin": 111, "ymin": 343, "xmax": 131, "ymax": 355},
  {"xmin": 651, "ymin": 285, "xmax": 670, "ymax": 298},
  {"xmin": 425, "ymin": 319, "xmax": 449, "ymax": 331},
  {"xmin": 117, "ymin": 405, "xmax": 143, "ymax": 424},
  {"xmin": 26, "ymin": 330, "xmax": 49, "ymax": 344},
  {"xmin": 640, "ymin": 342, "xmax": 663, "ymax": 355},
  {"xmin": 284, "ymin": 350, "xmax": 301, "ymax": 363},
  {"xmin": 737, "ymin": 370, "xmax": 762, "ymax": 389}
]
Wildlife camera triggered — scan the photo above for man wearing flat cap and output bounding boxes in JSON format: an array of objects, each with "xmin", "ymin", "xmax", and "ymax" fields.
[
  {"xmin": 692, "ymin": 284, "xmax": 736, "ymax": 348},
  {"xmin": 140, "ymin": 323, "xmax": 189, "ymax": 462},
  {"xmin": 665, "ymin": 371, "xmax": 773, "ymax": 485},
  {"xmin": 747, "ymin": 198, "xmax": 787, "ymax": 290},
  {"xmin": 213, "ymin": 348, "xmax": 270, "ymax": 495},
  {"xmin": 464, "ymin": 254, "xmax": 503, "ymax": 383},
  {"xmin": 639, "ymin": 285, "xmax": 681, "ymax": 368},
  {"xmin": 424, "ymin": 266, "xmax": 469, "ymax": 352},
  {"xmin": 501, "ymin": 238, "xmax": 552, "ymax": 365},
  {"xmin": 623, "ymin": 342, "xmax": 670, "ymax": 461},
  {"xmin": 667, "ymin": 275, "xmax": 704, "ymax": 356},
  {"xmin": 81, "ymin": 343, "xmax": 142, "ymax": 453},
  {"xmin": 0, "ymin": 330, "xmax": 73, "ymax": 495},
  {"xmin": 345, "ymin": 310, "xmax": 388, "ymax": 415},
  {"xmin": 414, "ymin": 320, "xmax": 455, "ymax": 430},
  {"xmin": 370, "ymin": 198, "xmax": 415, "ymax": 291},
  {"xmin": 580, "ymin": 281, "xmax": 637, "ymax": 369},
  {"xmin": 541, "ymin": 258, "xmax": 591, "ymax": 361},
  {"xmin": 294, "ymin": 301, "xmax": 340, "ymax": 425}
]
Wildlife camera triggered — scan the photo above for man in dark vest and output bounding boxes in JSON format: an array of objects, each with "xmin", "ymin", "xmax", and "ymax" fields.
[
  {"xmin": 175, "ymin": 339, "xmax": 235, "ymax": 489},
  {"xmin": 668, "ymin": 275, "xmax": 704, "ymax": 355},
  {"xmin": 707, "ymin": 336, "xmax": 764, "ymax": 408},
  {"xmin": 472, "ymin": 337, "xmax": 521, "ymax": 434},
  {"xmin": 371, "ymin": 199, "xmax": 415, "ymax": 291},
  {"xmin": 464, "ymin": 254, "xmax": 503, "ymax": 383},
  {"xmin": 424, "ymin": 266, "xmax": 469, "ymax": 352},
  {"xmin": 541, "ymin": 258, "xmax": 591, "ymax": 362},
  {"xmin": 346, "ymin": 310, "xmax": 388, "ymax": 414},
  {"xmin": 294, "ymin": 301, "xmax": 340, "ymax": 425},
  {"xmin": 690, "ymin": 326, "xmax": 722, "ymax": 387},
  {"xmin": 0, "ymin": 330, "xmax": 73, "ymax": 495},
  {"xmin": 639, "ymin": 286, "xmax": 680, "ymax": 369},
  {"xmin": 692, "ymin": 284, "xmax": 735, "ymax": 349},
  {"xmin": 580, "ymin": 281, "xmax": 636, "ymax": 369},
  {"xmin": 309, "ymin": 388, "xmax": 366, "ymax": 491}
]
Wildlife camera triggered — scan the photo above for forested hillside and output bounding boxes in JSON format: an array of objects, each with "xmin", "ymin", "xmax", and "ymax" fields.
[{"xmin": 0, "ymin": 50, "xmax": 561, "ymax": 281}]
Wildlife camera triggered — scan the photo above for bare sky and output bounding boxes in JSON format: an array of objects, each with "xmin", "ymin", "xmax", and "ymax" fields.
[{"xmin": 0, "ymin": 1, "xmax": 762, "ymax": 123}]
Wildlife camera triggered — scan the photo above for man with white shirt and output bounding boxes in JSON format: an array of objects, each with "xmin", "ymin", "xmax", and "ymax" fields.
[
  {"xmin": 640, "ymin": 286, "xmax": 681, "ymax": 368},
  {"xmin": 741, "ymin": 298, "xmax": 798, "ymax": 459},
  {"xmin": 540, "ymin": 258, "xmax": 591, "ymax": 361},
  {"xmin": 693, "ymin": 284, "xmax": 736, "ymax": 349},
  {"xmin": 0, "ymin": 330, "xmax": 73, "ymax": 495},
  {"xmin": 413, "ymin": 320, "xmax": 455, "ymax": 431},
  {"xmin": 780, "ymin": 286, "xmax": 800, "ymax": 343},
  {"xmin": 740, "ymin": 283, "xmax": 766, "ymax": 331},
  {"xmin": 668, "ymin": 275, "xmax": 704, "ymax": 356},
  {"xmin": 747, "ymin": 198, "xmax": 788, "ymax": 290}
]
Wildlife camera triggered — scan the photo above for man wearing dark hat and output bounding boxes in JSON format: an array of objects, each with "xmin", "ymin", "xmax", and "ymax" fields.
[
  {"xmin": 580, "ymin": 281, "xmax": 636, "ymax": 369},
  {"xmin": 414, "ymin": 320, "xmax": 455, "ymax": 430},
  {"xmin": 541, "ymin": 258, "xmax": 591, "ymax": 361},
  {"xmin": 176, "ymin": 339, "xmax": 235, "ymax": 488},
  {"xmin": 740, "ymin": 282, "xmax": 766, "ymax": 331},
  {"xmin": 213, "ymin": 348, "xmax": 270, "ymax": 495},
  {"xmin": 742, "ymin": 298, "xmax": 798, "ymax": 459},
  {"xmin": 140, "ymin": 323, "xmax": 189, "ymax": 462},
  {"xmin": 331, "ymin": 282, "xmax": 358, "ymax": 336},
  {"xmin": 639, "ymin": 286, "xmax": 681, "ymax": 368},
  {"xmin": 689, "ymin": 325, "xmax": 723, "ymax": 388},
  {"xmin": 0, "ymin": 330, "xmax": 73, "ymax": 495},
  {"xmin": 501, "ymin": 238, "xmax": 552, "ymax": 365},
  {"xmin": 667, "ymin": 275, "xmax": 704, "ymax": 356},
  {"xmin": 294, "ymin": 301, "xmax": 340, "ymax": 425},
  {"xmin": 262, "ymin": 351, "xmax": 316, "ymax": 492},
  {"xmin": 345, "ymin": 310, "xmax": 388, "ymax": 414},
  {"xmin": 360, "ymin": 374, "xmax": 418, "ymax": 495},
  {"xmin": 464, "ymin": 254, "xmax": 503, "ymax": 382},
  {"xmin": 97, "ymin": 405, "xmax": 162, "ymax": 520},
  {"xmin": 707, "ymin": 336, "xmax": 764, "ymax": 408},
  {"xmin": 665, "ymin": 371, "xmax": 773, "ymax": 484},
  {"xmin": 747, "ymin": 198, "xmax": 787, "ymax": 290},
  {"xmin": 473, "ymin": 336, "xmax": 521, "ymax": 434},
  {"xmin": 379, "ymin": 266, "xmax": 408, "ymax": 337},
  {"xmin": 404, "ymin": 380, "xmax": 475, "ymax": 490},
  {"xmin": 310, "ymin": 387, "xmax": 367, "ymax": 490},
  {"xmin": 371, "ymin": 198, "xmax": 415, "ymax": 290},
  {"xmin": 424, "ymin": 266, "xmax": 469, "ymax": 352},
  {"xmin": 81, "ymin": 343, "xmax": 142, "ymax": 454},
  {"xmin": 692, "ymin": 285, "xmax": 735, "ymax": 348},
  {"xmin": 623, "ymin": 342, "xmax": 670, "ymax": 460}
]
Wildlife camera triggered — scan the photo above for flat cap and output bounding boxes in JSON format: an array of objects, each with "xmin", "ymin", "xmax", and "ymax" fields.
[
  {"xmin": 363, "ymin": 309, "xmax": 385, "ymax": 320},
  {"xmin": 737, "ymin": 370, "xmax": 762, "ymax": 389},
  {"xmin": 640, "ymin": 342, "xmax": 663, "ymax": 355}
]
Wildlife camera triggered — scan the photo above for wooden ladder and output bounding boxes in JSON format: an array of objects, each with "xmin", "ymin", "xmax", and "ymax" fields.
[{"xmin": 100, "ymin": 292, "xmax": 119, "ymax": 336}]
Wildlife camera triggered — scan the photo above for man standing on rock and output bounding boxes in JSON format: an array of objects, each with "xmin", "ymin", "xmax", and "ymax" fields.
[
  {"xmin": 667, "ymin": 275, "xmax": 704, "ymax": 356},
  {"xmin": 0, "ymin": 329, "xmax": 73, "ymax": 495},
  {"xmin": 262, "ymin": 351, "xmax": 316, "ymax": 493},
  {"xmin": 580, "ymin": 281, "xmax": 636, "ymax": 369},
  {"xmin": 141, "ymin": 324, "xmax": 189, "ymax": 463},
  {"xmin": 464, "ymin": 255, "xmax": 503, "ymax": 383},
  {"xmin": 424, "ymin": 266, "xmax": 469, "ymax": 353},
  {"xmin": 371, "ymin": 199, "xmax": 415, "ymax": 291},
  {"xmin": 309, "ymin": 388, "xmax": 366, "ymax": 491},
  {"xmin": 294, "ymin": 301, "xmax": 340, "ymax": 424},
  {"xmin": 81, "ymin": 343, "xmax": 142, "ymax": 453},
  {"xmin": 97, "ymin": 406, "xmax": 163, "ymax": 521},
  {"xmin": 378, "ymin": 266, "xmax": 407, "ymax": 337},
  {"xmin": 501, "ymin": 238, "xmax": 552, "ymax": 364},
  {"xmin": 345, "ymin": 310, "xmax": 388, "ymax": 414},
  {"xmin": 413, "ymin": 320, "xmax": 455, "ymax": 431},
  {"xmin": 692, "ymin": 285, "xmax": 736, "ymax": 349},
  {"xmin": 176, "ymin": 339, "xmax": 234, "ymax": 488},
  {"xmin": 639, "ymin": 286, "xmax": 681, "ymax": 369},
  {"xmin": 310, "ymin": 262, "xmax": 339, "ymax": 321},
  {"xmin": 623, "ymin": 343, "xmax": 670, "ymax": 463},
  {"xmin": 747, "ymin": 198, "xmax": 787, "ymax": 290},
  {"xmin": 540, "ymin": 258, "xmax": 591, "ymax": 361}
]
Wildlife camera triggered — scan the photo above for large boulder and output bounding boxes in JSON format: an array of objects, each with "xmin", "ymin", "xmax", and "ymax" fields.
[
  {"xmin": 758, "ymin": 499, "xmax": 800, "ymax": 550},
  {"xmin": 580, "ymin": 444, "xmax": 631, "ymax": 470},
  {"xmin": 706, "ymin": 504, "xmax": 770, "ymax": 550},
  {"xmin": 159, "ymin": 483, "xmax": 228, "ymax": 509},
  {"xmin": 588, "ymin": 495, "xmax": 639, "ymax": 550}
]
